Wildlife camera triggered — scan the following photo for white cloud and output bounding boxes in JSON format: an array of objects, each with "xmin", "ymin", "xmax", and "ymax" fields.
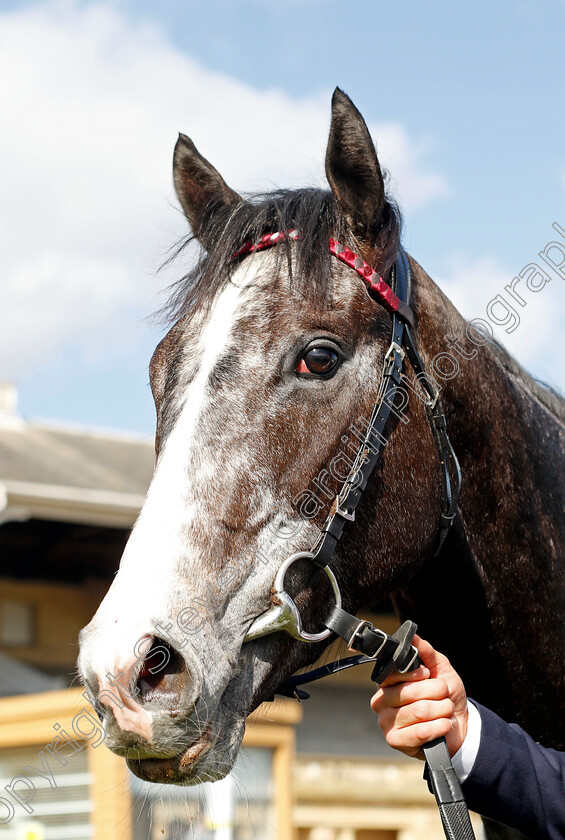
[
  {"xmin": 370, "ymin": 123, "xmax": 448, "ymax": 210},
  {"xmin": 438, "ymin": 255, "xmax": 565, "ymax": 392},
  {"xmin": 0, "ymin": 1, "xmax": 447, "ymax": 378}
]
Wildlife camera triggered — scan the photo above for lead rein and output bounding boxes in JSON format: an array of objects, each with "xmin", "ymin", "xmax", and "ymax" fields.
[{"xmin": 274, "ymin": 614, "xmax": 477, "ymax": 840}]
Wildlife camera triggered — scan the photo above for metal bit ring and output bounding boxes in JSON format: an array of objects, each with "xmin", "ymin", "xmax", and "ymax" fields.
[{"xmin": 244, "ymin": 551, "xmax": 342, "ymax": 643}]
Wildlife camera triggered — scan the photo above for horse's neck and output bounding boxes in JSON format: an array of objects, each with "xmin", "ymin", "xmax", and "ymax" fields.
[{"xmin": 399, "ymin": 259, "xmax": 565, "ymax": 747}]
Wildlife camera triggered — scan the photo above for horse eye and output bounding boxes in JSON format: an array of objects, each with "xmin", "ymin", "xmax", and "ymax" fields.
[{"xmin": 296, "ymin": 346, "xmax": 340, "ymax": 377}]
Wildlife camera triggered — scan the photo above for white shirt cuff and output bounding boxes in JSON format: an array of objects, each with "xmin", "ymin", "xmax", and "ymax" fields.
[{"xmin": 450, "ymin": 700, "xmax": 482, "ymax": 783}]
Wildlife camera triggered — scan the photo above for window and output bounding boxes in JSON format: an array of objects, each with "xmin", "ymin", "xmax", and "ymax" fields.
[
  {"xmin": 0, "ymin": 744, "xmax": 91, "ymax": 839},
  {"xmin": 0, "ymin": 601, "xmax": 34, "ymax": 647}
]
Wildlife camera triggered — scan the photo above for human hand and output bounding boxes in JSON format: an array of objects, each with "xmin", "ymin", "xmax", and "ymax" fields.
[{"xmin": 370, "ymin": 635, "xmax": 469, "ymax": 760}]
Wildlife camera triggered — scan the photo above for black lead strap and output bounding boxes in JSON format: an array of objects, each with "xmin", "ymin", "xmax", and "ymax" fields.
[{"xmin": 423, "ymin": 738, "xmax": 477, "ymax": 840}]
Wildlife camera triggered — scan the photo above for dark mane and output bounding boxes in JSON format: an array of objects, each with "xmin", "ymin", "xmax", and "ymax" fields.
[
  {"xmin": 160, "ymin": 187, "xmax": 402, "ymax": 324},
  {"xmin": 490, "ymin": 337, "xmax": 565, "ymax": 423}
]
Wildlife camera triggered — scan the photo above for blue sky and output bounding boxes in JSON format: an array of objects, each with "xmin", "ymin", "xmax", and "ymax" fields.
[{"xmin": 1, "ymin": 0, "xmax": 564, "ymax": 435}]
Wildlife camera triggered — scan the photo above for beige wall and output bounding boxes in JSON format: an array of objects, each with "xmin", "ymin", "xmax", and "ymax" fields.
[
  {"xmin": 0, "ymin": 577, "xmax": 108, "ymax": 673},
  {"xmin": 293, "ymin": 754, "xmax": 484, "ymax": 840}
]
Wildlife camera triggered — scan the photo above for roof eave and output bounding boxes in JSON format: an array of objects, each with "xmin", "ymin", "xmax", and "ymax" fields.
[{"xmin": 0, "ymin": 480, "xmax": 143, "ymax": 529}]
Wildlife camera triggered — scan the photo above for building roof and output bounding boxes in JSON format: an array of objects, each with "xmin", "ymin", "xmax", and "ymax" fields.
[
  {"xmin": 0, "ymin": 650, "xmax": 65, "ymax": 697},
  {"xmin": 0, "ymin": 383, "xmax": 154, "ymax": 528}
]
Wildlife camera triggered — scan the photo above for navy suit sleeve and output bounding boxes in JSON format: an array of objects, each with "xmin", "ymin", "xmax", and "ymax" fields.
[{"xmin": 461, "ymin": 701, "xmax": 565, "ymax": 840}]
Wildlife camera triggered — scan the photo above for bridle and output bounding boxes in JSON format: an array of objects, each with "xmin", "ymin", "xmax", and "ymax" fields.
[
  {"xmin": 241, "ymin": 231, "xmax": 462, "ymax": 649},
  {"xmin": 237, "ymin": 232, "xmax": 475, "ymax": 840}
]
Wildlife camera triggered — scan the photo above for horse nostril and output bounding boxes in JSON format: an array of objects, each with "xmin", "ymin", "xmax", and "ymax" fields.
[{"xmin": 136, "ymin": 637, "xmax": 188, "ymax": 707}]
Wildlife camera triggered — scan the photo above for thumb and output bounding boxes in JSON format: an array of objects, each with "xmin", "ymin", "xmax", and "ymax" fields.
[{"xmin": 412, "ymin": 635, "xmax": 452, "ymax": 677}]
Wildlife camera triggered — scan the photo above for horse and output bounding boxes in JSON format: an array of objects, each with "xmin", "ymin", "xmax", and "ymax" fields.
[{"xmin": 78, "ymin": 89, "xmax": 565, "ymax": 824}]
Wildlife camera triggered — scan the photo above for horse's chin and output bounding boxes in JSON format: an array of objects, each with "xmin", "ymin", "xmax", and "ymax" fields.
[{"xmin": 126, "ymin": 717, "xmax": 244, "ymax": 785}]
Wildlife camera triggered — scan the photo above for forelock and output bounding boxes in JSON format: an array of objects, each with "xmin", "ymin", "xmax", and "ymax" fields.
[{"xmin": 158, "ymin": 188, "xmax": 402, "ymax": 325}]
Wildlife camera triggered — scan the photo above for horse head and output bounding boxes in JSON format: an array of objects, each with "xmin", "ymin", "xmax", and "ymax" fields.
[{"xmin": 77, "ymin": 89, "xmax": 445, "ymax": 784}]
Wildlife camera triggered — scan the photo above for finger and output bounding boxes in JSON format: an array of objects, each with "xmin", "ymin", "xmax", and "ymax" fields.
[
  {"xmin": 379, "ymin": 663, "xmax": 430, "ymax": 687},
  {"xmin": 413, "ymin": 636, "xmax": 452, "ymax": 677},
  {"xmin": 392, "ymin": 697, "xmax": 455, "ymax": 730},
  {"xmin": 375, "ymin": 696, "xmax": 455, "ymax": 734},
  {"xmin": 371, "ymin": 677, "xmax": 449, "ymax": 713},
  {"xmin": 385, "ymin": 717, "xmax": 454, "ymax": 755}
]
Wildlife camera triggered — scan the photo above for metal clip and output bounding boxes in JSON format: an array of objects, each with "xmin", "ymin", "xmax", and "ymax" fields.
[
  {"xmin": 334, "ymin": 499, "xmax": 355, "ymax": 522},
  {"xmin": 347, "ymin": 621, "xmax": 387, "ymax": 657},
  {"xmin": 384, "ymin": 341, "xmax": 405, "ymax": 364},
  {"xmin": 425, "ymin": 389, "xmax": 440, "ymax": 411},
  {"xmin": 396, "ymin": 646, "xmax": 420, "ymax": 674}
]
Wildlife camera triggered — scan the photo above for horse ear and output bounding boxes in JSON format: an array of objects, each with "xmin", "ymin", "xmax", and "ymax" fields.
[
  {"xmin": 173, "ymin": 133, "xmax": 242, "ymax": 241},
  {"xmin": 325, "ymin": 88, "xmax": 385, "ymax": 238}
]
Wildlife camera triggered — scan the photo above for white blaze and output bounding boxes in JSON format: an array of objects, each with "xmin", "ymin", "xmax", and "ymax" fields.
[{"xmin": 87, "ymin": 255, "xmax": 269, "ymax": 680}]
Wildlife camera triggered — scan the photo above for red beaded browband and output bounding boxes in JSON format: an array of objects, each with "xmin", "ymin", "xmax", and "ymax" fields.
[{"xmin": 233, "ymin": 230, "xmax": 411, "ymax": 321}]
